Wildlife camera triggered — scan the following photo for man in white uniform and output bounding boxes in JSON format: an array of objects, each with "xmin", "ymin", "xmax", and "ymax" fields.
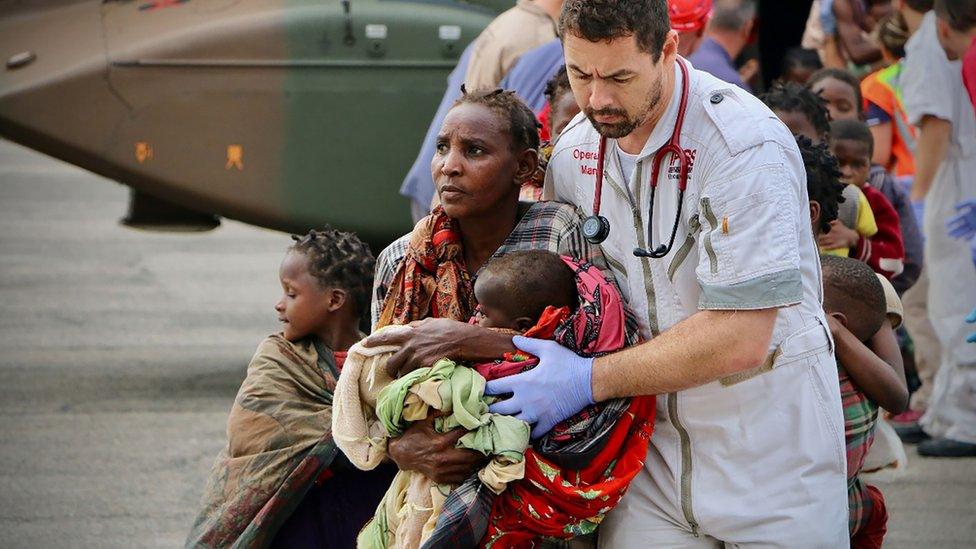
[
  {"xmin": 899, "ymin": 4, "xmax": 976, "ymax": 456},
  {"xmin": 486, "ymin": 0, "xmax": 849, "ymax": 545}
]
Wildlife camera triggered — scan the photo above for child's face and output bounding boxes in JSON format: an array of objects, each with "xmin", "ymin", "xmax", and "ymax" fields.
[
  {"xmin": 549, "ymin": 92, "xmax": 582, "ymax": 142},
  {"xmin": 773, "ymin": 108, "xmax": 824, "ymax": 144},
  {"xmin": 275, "ymin": 251, "xmax": 333, "ymax": 342},
  {"xmin": 473, "ymin": 277, "xmax": 529, "ymax": 332},
  {"xmin": 831, "ymin": 138, "xmax": 871, "ymax": 187},
  {"xmin": 810, "ymin": 77, "xmax": 859, "ymax": 122}
]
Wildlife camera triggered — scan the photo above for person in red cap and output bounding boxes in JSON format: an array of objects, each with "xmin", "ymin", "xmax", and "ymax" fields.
[{"xmin": 670, "ymin": 0, "xmax": 713, "ymax": 57}]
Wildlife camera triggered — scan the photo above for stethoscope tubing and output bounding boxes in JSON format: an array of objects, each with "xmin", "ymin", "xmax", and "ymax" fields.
[{"xmin": 589, "ymin": 57, "xmax": 693, "ymax": 258}]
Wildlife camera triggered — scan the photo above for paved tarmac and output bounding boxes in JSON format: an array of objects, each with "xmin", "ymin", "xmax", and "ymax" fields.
[{"xmin": 0, "ymin": 139, "xmax": 974, "ymax": 547}]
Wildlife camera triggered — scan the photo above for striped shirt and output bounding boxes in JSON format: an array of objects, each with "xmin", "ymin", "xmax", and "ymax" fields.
[{"xmin": 371, "ymin": 201, "xmax": 611, "ymax": 330}]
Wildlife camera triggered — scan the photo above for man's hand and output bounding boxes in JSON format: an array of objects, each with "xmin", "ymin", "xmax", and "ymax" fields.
[
  {"xmin": 386, "ymin": 415, "xmax": 485, "ymax": 485},
  {"xmin": 818, "ymin": 220, "xmax": 860, "ymax": 250},
  {"xmin": 485, "ymin": 336, "xmax": 594, "ymax": 439}
]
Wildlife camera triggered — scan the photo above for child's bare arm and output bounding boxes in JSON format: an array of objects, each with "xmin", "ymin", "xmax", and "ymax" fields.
[{"xmin": 828, "ymin": 314, "xmax": 909, "ymax": 413}]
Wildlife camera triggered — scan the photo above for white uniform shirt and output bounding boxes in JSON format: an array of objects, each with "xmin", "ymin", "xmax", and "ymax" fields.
[{"xmin": 544, "ymin": 62, "xmax": 849, "ymax": 545}]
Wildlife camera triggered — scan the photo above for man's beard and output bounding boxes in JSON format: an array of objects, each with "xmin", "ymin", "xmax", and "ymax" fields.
[{"xmin": 585, "ymin": 78, "xmax": 663, "ymax": 139}]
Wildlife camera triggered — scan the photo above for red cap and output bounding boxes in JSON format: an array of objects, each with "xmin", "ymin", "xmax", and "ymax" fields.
[{"xmin": 669, "ymin": 0, "xmax": 712, "ymax": 32}]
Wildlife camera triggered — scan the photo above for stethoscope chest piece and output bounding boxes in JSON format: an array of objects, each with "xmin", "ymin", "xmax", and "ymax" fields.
[{"xmin": 583, "ymin": 214, "xmax": 610, "ymax": 244}]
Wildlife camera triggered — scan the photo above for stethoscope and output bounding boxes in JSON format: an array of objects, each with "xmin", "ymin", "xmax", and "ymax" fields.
[{"xmin": 582, "ymin": 58, "xmax": 692, "ymax": 259}]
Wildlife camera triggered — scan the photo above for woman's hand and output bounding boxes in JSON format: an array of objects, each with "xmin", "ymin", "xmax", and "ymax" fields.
[
  {"xmin": 817, "ymin": 220, "xmax": 860, "ymax": 250},
  {"xmin": 386, "ymin": 416, "xmax": 485, "ymax": 485},
  {"xmin": 364, "ymin": 318, "xmax": 515, "ymax": 377}
]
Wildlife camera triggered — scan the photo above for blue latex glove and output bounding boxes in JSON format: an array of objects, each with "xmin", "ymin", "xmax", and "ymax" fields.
[
  {"xmin": 967, "ymin": 307, "xmax": 976, "ymax": 344},
  {"xmin": 947, "ymin": 199, "xmax": 976, "ymax": 241},
  {"xmin": 485, "ymin": 336, "xmax": 594, "ymax": 439}
]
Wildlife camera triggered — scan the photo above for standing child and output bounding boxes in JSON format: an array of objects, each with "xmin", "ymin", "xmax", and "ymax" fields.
[
  {"xmin": 797, "ymin": 136, "xmax": 910, "ymax": 548},
  {"xmin": 821, "ymin": 255, "xmax": 909, "ymax": 549},
  {"xmin": 826, "ymin": 119, "xmax": 907, "ymax": 279},
  {"xmin": 188, "ymin": 229, "xmax": 397, "ymax": 549}
]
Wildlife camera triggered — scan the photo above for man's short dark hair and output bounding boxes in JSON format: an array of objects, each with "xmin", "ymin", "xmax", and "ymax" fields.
[
  {"xmin": 935, "ymin": 0, "xmax": 976, "ymax": 31},
  {"xmin": 821, "ymin": 255, "xmax": 886, "ymax": 342},
  {"xmin": 830, "ymin": 119, "xmax": 875, "ymax": 158},
  {"xmin": 559, "ymin": 0, "xmax": 671, "ymax": 62},
  {"xmin": 709, "ymin": 0, "xmax": 756, "ymax": 32}
]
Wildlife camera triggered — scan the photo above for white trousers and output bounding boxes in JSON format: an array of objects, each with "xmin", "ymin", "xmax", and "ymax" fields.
[
  {"xmin": 919, "ymin": 154, "xmax": 976, "ymax": 443},
  {"xmin": 599, "ymin": 350, "xmax": 848, "ymax": 548}
]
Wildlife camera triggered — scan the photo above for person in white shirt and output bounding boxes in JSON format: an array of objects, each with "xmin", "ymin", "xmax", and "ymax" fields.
[
  {"xmin": 520, "ymin": 0, "xmax": 847, "ymax": 545},
  {"xmin": 899, "ymin": 3, "xmax": 976, "ymax": 457},
  {"xmin": 366, "ymin": 0, "xmax": 850, "ymax": 545}
]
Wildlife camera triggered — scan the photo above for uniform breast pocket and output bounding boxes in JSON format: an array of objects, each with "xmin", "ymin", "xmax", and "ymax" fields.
[{"xmin": 707, "ymin": 183, "xmax": 799, "ymax": 282}]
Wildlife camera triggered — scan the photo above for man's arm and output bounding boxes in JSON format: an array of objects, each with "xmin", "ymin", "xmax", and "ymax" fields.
[
  {"xmin": 591, "ymin": 308, "xmax": 776, "ymax": 400},
  {"xmin": 830, "ymin": 316, "xmax": 908, "ymax": 414},
  {"xmin": 910, "ymin": 116, "xmax": 952, "ymax": 201},
  {"xmin": 486, "ymin": 308, "xmax": 776, "ymax": 438}
]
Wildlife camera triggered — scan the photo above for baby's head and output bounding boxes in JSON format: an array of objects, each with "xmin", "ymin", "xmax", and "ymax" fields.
[
  {"xmin": 762, "ymin": 81, "xmax": 831, "ymax": 144},
  {"xmin": 275, "ymin": 228, "xmax": 375, "ymax": 342},
  {"xmin": 473, "ymin": 250, "xmax": 578, "ymax": 332},
  {"xmin": 821, "ymin": 255, "xmax": 886, "ymax": 342},
  {"xmin": 829, "ymin": 119, "xmax": 874, "ymax": 187}
]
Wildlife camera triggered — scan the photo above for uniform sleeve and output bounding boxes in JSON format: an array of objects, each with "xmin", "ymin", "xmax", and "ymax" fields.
[
  {"xmin": 695, "ymin": 144, "xmax": 804, "ymax": 310},
  {"xmin": 901, "ymin": 17, "xmax": 955, "ymax": 125},
  {"xmin": 854, "ymin": 189, "xmax": 878, "ymax": 238}
]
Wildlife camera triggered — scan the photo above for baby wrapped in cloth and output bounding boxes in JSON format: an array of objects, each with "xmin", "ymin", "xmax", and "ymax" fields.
[
  {"xmin": 335, "ymin": 251, "xmax": 655, "ymax": 548},
  {"xmin": 333, "ymin": 330, "xmax": 529, "ymax": 549}
]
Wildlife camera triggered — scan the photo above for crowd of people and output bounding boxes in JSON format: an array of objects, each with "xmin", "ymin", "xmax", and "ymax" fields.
[{"xmin": 185, "ymin": 0, "xmax": 976, "ymax": 547}]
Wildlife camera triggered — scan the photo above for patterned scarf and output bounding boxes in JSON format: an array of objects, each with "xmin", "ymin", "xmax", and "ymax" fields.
[
  {"xmin": 377, "ymin": 206, "xmax": 476, "ymax": 329},
  {"xmin": 422, "ymin": 258, "xmax": 656, "ymax": 548}
]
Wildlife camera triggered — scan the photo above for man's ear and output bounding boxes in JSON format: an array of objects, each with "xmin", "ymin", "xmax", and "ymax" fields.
[
  {"xmin": 327, "ymin": 288, "xmax": 348, "ymax": 312},
  {"xmin": 515, "ymin": 148, "xmax": 540, "ymax": 186},
  {"xmin": 515, "ymin": 316, "xmax": 536, "ymax": 333}
]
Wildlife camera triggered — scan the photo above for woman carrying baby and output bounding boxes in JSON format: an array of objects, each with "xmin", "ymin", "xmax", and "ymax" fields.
[{"xmin": 360, "ymin": 88, "xmax": 654, "ymax": 548}]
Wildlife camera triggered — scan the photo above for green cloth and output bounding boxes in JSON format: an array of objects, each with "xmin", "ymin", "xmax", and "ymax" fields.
[
  {"xmin": 376, "ymin": 359, "xmax": 528, "ymax": 458},
  {"xmin": 359, "ymin": 358, "xmax": 530, "ymax": 548}
]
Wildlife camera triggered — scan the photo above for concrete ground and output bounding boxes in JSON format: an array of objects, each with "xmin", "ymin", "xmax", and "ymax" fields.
[{"xmin": 0, "ymin": 139, "xmax": 973, "ymax": 547}]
